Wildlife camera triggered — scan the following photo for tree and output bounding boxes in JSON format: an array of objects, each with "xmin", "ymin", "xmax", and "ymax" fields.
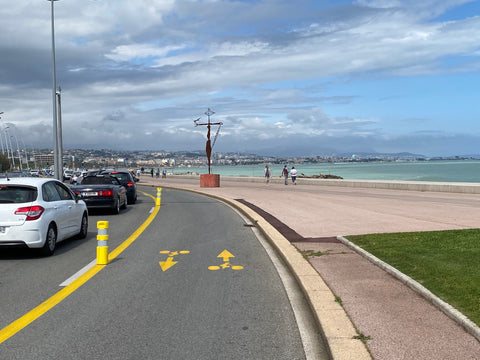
[{"xmin": 0, "ymin": 153, "xmax": 9, "ymax": 172}]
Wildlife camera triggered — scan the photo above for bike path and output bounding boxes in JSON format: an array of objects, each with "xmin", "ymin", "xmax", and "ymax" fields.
[{"xmin": 0, "ymin": 187, "xmax": 313, "ymax": 360}]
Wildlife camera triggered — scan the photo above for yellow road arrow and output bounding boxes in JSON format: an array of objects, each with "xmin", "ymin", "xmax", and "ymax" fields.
[
  {"xmin": 217, "ymin": 249, "xmax": 235, "ymax": 262},
  {"xmin": 159, "ymin": 257, "xmax": 177, "ymax": 271}
]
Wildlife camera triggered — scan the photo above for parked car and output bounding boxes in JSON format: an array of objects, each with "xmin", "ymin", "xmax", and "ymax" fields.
[
  {"xmin": 82, "ymin": 170, "xmax": 103, "ymax": 178},
  {"xmin": 72, "ymin": 174, "xmax": 127, "ymax": 214},
  {"xmin": 63, "ymin": 169, "xmax": 74, "ymax": 181},
  {"xmin": 0, "ymin": 177, "xmax": 88, "ymax": 256},
  {"xmin": 70, "ymin": 171, "xmax": 84, "ymax": 184},
  {"xmin": 0, "ymin": 172, "xmax": 30, "ymax": 179},
  {"xmin": 101, "ymin": 170, "xmax": 137, "ymax": 204}
]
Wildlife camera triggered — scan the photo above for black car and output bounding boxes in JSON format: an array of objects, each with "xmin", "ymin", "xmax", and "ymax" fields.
[
  {"xmin": 101, "ymin": 170, "xmax": 137, "ymax": 204},
  {"xmin": 72, "ymin": 175, "xmax": 127, "ymax": 214}
]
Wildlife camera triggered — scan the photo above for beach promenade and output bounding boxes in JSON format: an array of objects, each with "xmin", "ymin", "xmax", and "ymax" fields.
[{"xmin": 140, "ymin": 174, "xmax": 480, "ymax": 359}]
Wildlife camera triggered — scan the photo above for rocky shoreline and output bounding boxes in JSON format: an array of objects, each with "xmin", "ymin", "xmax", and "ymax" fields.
[{"xmin": 298, "ymin": 173, "xmax": 343, "ymax": 179}]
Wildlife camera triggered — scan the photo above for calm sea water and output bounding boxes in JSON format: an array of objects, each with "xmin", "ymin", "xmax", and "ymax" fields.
[{"xmin": 171, "ymin": 160, "xmax": 480, "ymax": 183}]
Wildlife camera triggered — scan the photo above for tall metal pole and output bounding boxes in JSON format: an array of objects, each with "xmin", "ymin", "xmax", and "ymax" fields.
[
  {"xmin": 0, "ymin": 112, "xmax": 5, "ymax": 155},
  {"xmin": 49, "ymin": 0, "xmax": 62, "ymax": 180},
  {"xmin": 20, "ymin": 138, "xmax": 29, "ymax": 168},
  {"xmin": 2, "ymin": 129, "xmax": 9, "ymax": 161},
  {"xmin": 5, "ymin": 127, "xmax": 15, "ymax": 170},
  {"xmin": 12, "ymin": 131, "xmax": 23, "ymax": 171},
  {"xmin": 56, "ymin": 86, "xmax": 63, "ymax": 171},
  {"xmin": 0, "ymin": 128, "xmax": 4, "ymax": 156}
]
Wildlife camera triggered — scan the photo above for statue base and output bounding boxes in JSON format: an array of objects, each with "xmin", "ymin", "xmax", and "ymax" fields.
[{"xmin": 200, "ymin": 174, "xmax": 220, "ymax": 187}]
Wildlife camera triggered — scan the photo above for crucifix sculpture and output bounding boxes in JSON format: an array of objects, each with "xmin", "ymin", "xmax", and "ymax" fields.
[{"xmin": 194, "ymin": 108, "xmax": 223, "ymax": 174}]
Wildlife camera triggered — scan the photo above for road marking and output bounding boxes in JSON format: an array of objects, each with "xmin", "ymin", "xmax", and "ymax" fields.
[
  {"xmin": 0, "ymin": 190, "xmax": 160, "ymax": 345},
  {"xmin": 59, "ymin": 260, "xmax": 96, "ymax": 287},
  {"xmin": 217, "ymin": 249, "xmax": 235, "ymax": 262},
  {"xmin": 159, "ymin": 250, "xmax": 190, "ymax": 271},
  {"xmin": 208, "ymin": 249, "xmax": 244, "ymax": 271}
]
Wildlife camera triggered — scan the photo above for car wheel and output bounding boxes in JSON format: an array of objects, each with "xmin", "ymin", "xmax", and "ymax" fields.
[
  {"xmin": 77, "ymin": 213, "xmax": 88, "ymax": 239},
  {"xmin": 40, "ymin": 225, "xmax": 57, "ymax": 256},
  {"xmin": 112, "ymin": 198, "xmax": 120, "ymax": 214}
]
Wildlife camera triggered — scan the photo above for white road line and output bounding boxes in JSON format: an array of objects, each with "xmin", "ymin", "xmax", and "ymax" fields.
[
  {"xmin": 59, "ymin": 259, "xmax": 97, "ymax": 287},
  {"xmin": 149, "ymin": 207, "xmax": 154, "ymax": 213}
]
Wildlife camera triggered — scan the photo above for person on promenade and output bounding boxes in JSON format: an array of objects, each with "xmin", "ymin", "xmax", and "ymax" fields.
[
  {"xmin": 291, "ymin": 166, "xmax": 297, "ymax": 185},
  {"xmin": 264, "ymin": 165, "xmax": 271, "ymax": 183},
  {"xmin": 162, "ymin": 168, "xmax": 167, "ymax": 178},
  {"xmin": 150, "ymin": 168, "xmax": 154, "ymax": 177},
  {"xmin": 156, "ymin": 168, "xmax": 160, "ymax": 178},
  {"xmin": 282, "ymin": 165, "xmax": 289, "ymax": 185}
]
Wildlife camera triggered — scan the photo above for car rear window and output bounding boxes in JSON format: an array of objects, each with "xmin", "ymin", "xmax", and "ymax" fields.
[
  {"xmin": 0, "ymin": 185, "xmax": 37, "ymax": 203},
  {"xmin": 109, "ymin": 173, "xmax": 130, "ymax": 183},
  {"xmin": 82, "ymin": 176, "xmax": 119, "ymax": 185}
]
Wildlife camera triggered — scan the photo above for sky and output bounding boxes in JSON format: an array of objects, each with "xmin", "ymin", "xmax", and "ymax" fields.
[{"xmin": 1, "ymin": 0, "xmax": 480, "ymax": 157}]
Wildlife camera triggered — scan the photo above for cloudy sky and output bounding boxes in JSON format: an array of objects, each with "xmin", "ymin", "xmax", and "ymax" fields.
[{"xmin": 1, "ymin": 0, "xmax": 480, "ymax": 157}]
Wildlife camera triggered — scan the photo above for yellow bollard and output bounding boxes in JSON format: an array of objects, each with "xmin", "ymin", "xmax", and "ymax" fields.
[
  {"xmin": 96, "ymin": 221, "xmax": 109, "ymax": 265},
  {"xmin": 156, "ymin": 187, "xmax": 162, "ymax": 206}
]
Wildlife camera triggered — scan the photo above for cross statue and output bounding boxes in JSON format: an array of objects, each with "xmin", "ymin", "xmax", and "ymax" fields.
[{"xmin": 194, "ymin": 108, "xmax": 223, "ymax": 174}]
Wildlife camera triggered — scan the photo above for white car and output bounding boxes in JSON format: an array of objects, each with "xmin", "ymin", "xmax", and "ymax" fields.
[
  {"xmin": 0, "ymin": 177, "xmax": 88, "ymax": 256},
  {"xmin": 63, "ymin": 169, "xmax": 74, "ymax": 181}
]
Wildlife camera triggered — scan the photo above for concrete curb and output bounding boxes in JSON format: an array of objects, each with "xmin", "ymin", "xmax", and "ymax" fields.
[
  {"xmin": 158, "ymin": 184, "xmax": 372, "ymax": 360},
  {"xmin": 338, "ymin": 235, "xmax": 480, "ymax": 342}
]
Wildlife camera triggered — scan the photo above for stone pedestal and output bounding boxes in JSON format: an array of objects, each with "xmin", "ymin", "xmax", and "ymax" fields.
[{"xmin": 200, "ymin": 174, "xmax": 220, "ymax": 187}]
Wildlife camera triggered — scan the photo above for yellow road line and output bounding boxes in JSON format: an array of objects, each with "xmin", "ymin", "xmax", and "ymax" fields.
[{"xmin": 0, "ymin": 190, "xmax": 159, "ymax": 344}]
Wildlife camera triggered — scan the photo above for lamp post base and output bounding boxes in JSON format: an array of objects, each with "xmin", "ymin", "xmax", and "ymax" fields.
[{"xmin": 200, "ymin": 174, "xmax": 220, "ymax": 187}]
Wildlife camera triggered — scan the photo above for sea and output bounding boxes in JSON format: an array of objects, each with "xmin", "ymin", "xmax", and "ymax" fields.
[{"xmin": 170, "ymin": 160, "xmax": 480, "ymax": 183}]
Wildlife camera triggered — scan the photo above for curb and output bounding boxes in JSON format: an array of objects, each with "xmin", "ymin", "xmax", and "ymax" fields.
[
  {"xmin": 157, "ymin": 184, "xmax": 372, "ymax": 360},
  {"xmin": 338, "ymin": 235, "xmax": 480, "ymax": 342}
]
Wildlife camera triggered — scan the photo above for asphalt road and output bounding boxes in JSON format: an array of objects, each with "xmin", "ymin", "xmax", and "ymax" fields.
[{"xmin": 0, "ymin": 186, "xmax": 324, "ymax": 359}]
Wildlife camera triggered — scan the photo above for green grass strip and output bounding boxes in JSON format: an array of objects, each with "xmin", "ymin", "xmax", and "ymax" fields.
[{"xmin": 346, "ymin": 229, "xmax": 480, "ymax": 326}]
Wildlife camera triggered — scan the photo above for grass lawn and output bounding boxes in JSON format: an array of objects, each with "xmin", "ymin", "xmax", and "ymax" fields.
[{"xmin": 346, "ymin": 229, "xmax": 480, "ymax": 327}]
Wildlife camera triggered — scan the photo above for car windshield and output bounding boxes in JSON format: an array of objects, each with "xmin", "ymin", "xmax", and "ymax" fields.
[
  {"xmin": 81, "ymin": 176, "xmax": 119, "ymax": 185},
  {"xmin": 109, "ymin": 173, "xmax": 130, "ymax": 183},
  {"xmin": 0, "ymin": 185, "xmax": 37, "ymax": 203}
]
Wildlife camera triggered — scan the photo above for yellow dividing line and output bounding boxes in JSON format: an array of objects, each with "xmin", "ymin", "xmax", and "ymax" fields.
[{"xmin": 0, "ymin": 190, "xmax": 160, "ymax": 344}]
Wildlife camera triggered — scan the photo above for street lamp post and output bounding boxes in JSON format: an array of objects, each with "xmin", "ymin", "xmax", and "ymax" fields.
[
  {"xmin": 48, "ymin": 0, "xmax": 63, "ymax": 181},
  {"xmin": 0, "ymin": 112, "xmax": 5, "ymax": 155},
  {"xmin": 4, "ymin": 127, "xmax": 15, "ymax": 170},
  {"xmin": 56, "ymin": 86, "xmax": 63, "ymax": 170},
  {"xmin": 11, "ymin": 132, "xmax": 23, "ymax": 171}
]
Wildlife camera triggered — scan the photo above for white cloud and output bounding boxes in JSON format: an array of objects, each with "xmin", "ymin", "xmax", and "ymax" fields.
[{"xmin": 106, "ymin": 44, "xmax": 187, "ymax": 62}]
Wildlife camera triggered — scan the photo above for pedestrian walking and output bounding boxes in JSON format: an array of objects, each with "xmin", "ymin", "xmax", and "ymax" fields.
[
  {"xmin": 282, "ymin": 165, "xmax": 289, "ymax": 185},
  {"xmin": 156, "ymin": 168, "xmax": 160, "ymax": 178},
  {"xmin": 150, "ymin": 168, "xmax": 154, "ymax": 177},
  {"xmin": 162, "ymin": 168, "xmax": 167, "ymax": 178},
  {"xmin": 291, "ymin": 166, "xmax": 297, "ymax": 185},
  {"xmin": 264, "ymin": 165, "xmax": 271, "ymax": 183}
]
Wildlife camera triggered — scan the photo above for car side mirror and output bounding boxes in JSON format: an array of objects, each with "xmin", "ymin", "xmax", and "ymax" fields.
[{"xmin": 75, "ymin": 193, "xmax": 83, "ymax": 203}]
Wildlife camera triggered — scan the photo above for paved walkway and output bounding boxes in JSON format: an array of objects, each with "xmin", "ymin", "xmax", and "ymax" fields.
[{"xmin": 140, "ymin": 175, "xmax": 480, "ymax": 359}]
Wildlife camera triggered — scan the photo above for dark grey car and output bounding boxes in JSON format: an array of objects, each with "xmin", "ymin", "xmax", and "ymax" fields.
[{"xmin": 101, "ymin": 170, "xmax": 137, "ymax": 204}]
